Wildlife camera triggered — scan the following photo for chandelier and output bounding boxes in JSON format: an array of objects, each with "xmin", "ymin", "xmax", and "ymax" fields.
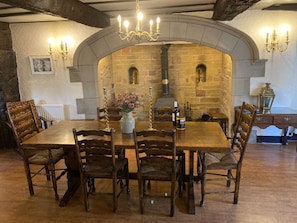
[
  {"xmin": 265, "ymin": 28, "xmax": 289, "ymax": 52},
  {"xmin": 117, "ymin": 0, "xmax": 160, "ymax": 41}
]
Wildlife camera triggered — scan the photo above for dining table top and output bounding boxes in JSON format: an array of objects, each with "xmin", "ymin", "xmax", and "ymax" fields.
[{"xmin": 22, "ymin": 120, "xmax": 230, "ymax": 152}]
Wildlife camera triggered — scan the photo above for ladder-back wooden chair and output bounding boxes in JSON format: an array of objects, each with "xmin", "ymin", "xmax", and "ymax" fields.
[
  {"xmin": 6, "ymin": 101, "xmax": 66, "ymax": 200},
  {"xmin": 199, "ymin": 102, "xmax": 256, "ymax": 205},
  {"xmin": 72, "ymin": 128, "xmax": 130, "ymax": 212},
  {"xmin": 133, "ymin": 129, "xmax": 182, "ymax": 217},
  {"xmin": 97, "ymin": 107, "xmax": 122, "ymax": 121},
  {"xmin": 154, "ymin": 107, "xmax": 172, "ymax": 121},
  {"xmin": 153, "ymin": 106, "xmax": 186, "ymax": 190}
]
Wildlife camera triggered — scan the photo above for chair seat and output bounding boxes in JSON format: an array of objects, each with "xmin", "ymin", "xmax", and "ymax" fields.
[
  {"xmin": 84, "ymin": 158, "xmax": 128, "ymax": 177},
  {"xmin": 140, "ymin": 157, "xmax": 181, "ymax": 179},
  {"xmin": 205, "ymin": 152, "xmax": 238, "ymax": 169},
  {"xmin": 27, "ymin": 147, "xmax": 64, "ymax": 165}
]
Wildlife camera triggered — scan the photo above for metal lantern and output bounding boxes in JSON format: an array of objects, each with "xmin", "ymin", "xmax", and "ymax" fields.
[{"xmin": 258, "ymin": 83, "xmax": 275, "ymax": 114}]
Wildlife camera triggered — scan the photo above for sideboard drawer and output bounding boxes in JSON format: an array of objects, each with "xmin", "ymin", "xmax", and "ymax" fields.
[
  {"xmin": 254, "ymin": 116, "xmax": 273, "ymax": 124},
  {"xmin": 274, "ymin": 116, "xmax": 297, "ymax": 125}
]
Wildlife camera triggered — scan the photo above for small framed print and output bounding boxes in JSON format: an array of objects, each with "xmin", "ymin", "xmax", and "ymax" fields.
[{"xmin": 29, "ymin": 55, "xmax": 54, "ymax": 75}]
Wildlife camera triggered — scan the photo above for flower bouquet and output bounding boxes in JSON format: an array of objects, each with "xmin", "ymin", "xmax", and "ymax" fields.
[{"xmin": 115, "ymin": 92, "xmax": 142, "ymax": 113}]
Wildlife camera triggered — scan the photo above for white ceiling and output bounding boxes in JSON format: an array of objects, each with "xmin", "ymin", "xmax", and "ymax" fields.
[{"xmin": 0, "ymin": 0, "xmax": 296, "ymax": 24}]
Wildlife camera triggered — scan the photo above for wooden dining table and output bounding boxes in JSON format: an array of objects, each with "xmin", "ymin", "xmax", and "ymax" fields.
[{"xmin": 22, "ymin": 120, "xmax": 230, "ymax": 215}]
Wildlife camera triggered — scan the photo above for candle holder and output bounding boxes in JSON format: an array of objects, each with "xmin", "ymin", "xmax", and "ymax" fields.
[
  {"xmin": 147, "ymin": 87, "xmax": 156, "ymax": 130},
  {"xmin": 103, "ymin": 87, "xmax": 111, "ymax": 132}
]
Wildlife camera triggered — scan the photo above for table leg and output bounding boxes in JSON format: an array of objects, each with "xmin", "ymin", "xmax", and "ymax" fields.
[
  {"xmin": 59, "ymin": 147, "xmax": 81, "ymax": 207},
  {"xmin": 187, "ymin": 150, "xmax": 195, "ymax": 214}
]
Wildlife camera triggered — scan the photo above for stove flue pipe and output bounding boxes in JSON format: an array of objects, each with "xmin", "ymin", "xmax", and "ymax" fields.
[{"xmin": 161, "ymin": 44, "xmax": 170, "ymax": 95}]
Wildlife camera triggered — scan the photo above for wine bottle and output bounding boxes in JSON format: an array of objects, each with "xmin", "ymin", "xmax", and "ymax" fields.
[{"xmin": 172, "ymin": 101, "xmax": 179, "ymax": 126}]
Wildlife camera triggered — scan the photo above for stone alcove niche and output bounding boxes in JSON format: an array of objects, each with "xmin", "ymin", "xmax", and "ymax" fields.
[
  {"xmin": 128, "ymin": 67, "xmax": 138, "ymax": 85},
  {"xmin": 196, "ymin": 64, "xmax": 206, "ymax": 83},
  {"xmin": 69, "ymin": 14, "xmax": 266, "ymax": 127}
]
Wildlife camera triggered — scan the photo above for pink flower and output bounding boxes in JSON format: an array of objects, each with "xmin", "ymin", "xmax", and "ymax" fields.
[{"xmin": 114, "ymin": 92, "xmax": 142, "ymax": 113}]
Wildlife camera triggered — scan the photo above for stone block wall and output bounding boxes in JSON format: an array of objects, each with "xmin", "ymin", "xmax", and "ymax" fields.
[
  {"xmin": 0, "ymin": 22, "xmax": 20, "ymax": 148},
  {"xmin": 98, "ymin": 44, "xmax": 231, "ymax": 121}
]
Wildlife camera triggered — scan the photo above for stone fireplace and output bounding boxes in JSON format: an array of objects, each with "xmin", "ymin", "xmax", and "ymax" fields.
[{"xmin": 69, "ymin": 14, "xmax": 266, "ymax": 130}]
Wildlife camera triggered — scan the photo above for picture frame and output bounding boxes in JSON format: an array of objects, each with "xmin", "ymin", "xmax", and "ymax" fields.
[{"xmin": 29, "ymin": 55, "xmax": 54, "ymax": 75}]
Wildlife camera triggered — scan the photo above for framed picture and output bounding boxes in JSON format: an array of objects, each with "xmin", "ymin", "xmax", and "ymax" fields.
[{"xmin": 29, "ymin": 55, "xmax": 54, "ymax": 75}]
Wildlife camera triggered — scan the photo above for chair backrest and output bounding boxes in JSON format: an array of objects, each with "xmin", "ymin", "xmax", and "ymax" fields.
[
  {"xmin": 72, "ymin": 128, "xmax": 116, "ymax": 172},
  {"xmin": 231, "ymin": 102, "xmax": 256, "ymax": 163},
  {"xmin": 28, "ymin": 99, "xmax": 43, "ymax": 129},
  {"xmin": 154, "ymin": 107, "xmax": 172, "ymax": 121},
  {"xmin": 6, "ymin": 101, "xmax": 40, "ymax": 147},
  {"xmin": 97, "ymin": 107, "xmax": 122, "ymax": 121},
  {"xmin": 133, "ymin": 129, "xmax": 177, "ymax": 172}
]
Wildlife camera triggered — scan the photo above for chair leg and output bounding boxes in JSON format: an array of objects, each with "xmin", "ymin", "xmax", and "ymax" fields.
[
  {"xmin": 200, "ymin": 152, "xmax": 206, "ymax": 206},
  {"xmin": 196, "ymin": 151, "xmax": 201, "ymax": 183},
  {"xmin": 180, "ymin": 152, "xmax": 186, "ymax": 190},
  {"xmin": 88, "ymin": 178, "xmax": 95, "ymax": 192},
  {"xmin": 125, "ymin": 163, "xmax": 130, "ymax": 194},
  {"xmin": 82, "ymin": 177, "xmax": 89, "ymax": 211},
  {"xmin": 49, "ymin": 163, "xmax": 59, "ymax": 200},
  {"xmin": 45, "ymin": 165, "xmax": 50, "ymax": 181},
  {"xmin": 170, "ymin": 177, "xmax": 176, "ymax": 217},
  {"xmin": 227, "ymin": 169, "xmax": 232, "ymax": 187},
  {"xmin": 147, "ymin": 180, "xmax": 151, "ymax": 189},
  {"xmin": 233, "ymin": 168, "xmax": 241, "ymax": 204},
  {"xmin": 178, "ymin": 166, "xmax": 183, "ymax": 197},
  {"xmin": 138, "ymin": 177, "xmax": 144, "ymax": 214},
  {"xmin": 24, "ymin": 162, "xmax": 34, "ymax": 195},
  {"xmin": 113, "ymin": 172, "xmax": 118, "ymax": 213}
]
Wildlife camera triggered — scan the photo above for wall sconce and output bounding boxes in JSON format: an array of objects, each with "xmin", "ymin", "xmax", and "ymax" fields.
[
  {"xmin": 265, "ymin": 26, "xmax": 289, "ymax": 52},
  {"xmin": 48, "ymin": 36, "xmax": 73, "ymax": 61}
]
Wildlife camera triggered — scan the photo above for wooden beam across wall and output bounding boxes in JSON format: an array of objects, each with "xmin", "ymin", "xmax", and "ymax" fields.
[
  {"xmin": 0, "ymin": 0, "xmax": 110, "ymax": 28},
  {"xmin": 212, "ymin": 0, "xmax": 260, "ymax": 21}
]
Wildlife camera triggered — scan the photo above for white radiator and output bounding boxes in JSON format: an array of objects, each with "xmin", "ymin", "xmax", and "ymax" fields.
[{"xmin": 36, "ymin": 104, "xmax": 65, "ymax": 123}]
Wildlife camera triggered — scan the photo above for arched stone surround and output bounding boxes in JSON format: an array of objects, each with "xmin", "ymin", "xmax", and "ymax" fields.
[{"xmin": 69, "ymin": 15, "xmax": 266, "ymax": 120}]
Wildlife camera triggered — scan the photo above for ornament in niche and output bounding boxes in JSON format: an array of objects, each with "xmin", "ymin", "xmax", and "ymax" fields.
[
  {"xmin": 196, "ymin": 64, "xmax": 206, "ymax": 83},
  {"xmin": 128, "ymin": 67, "xmax": 138, "ymax": 84}
]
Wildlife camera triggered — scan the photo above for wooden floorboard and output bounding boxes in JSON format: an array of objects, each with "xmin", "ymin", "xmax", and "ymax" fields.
[{"xmin": 1, "ymin": 142, "xmax": 297, "ymax": 222}]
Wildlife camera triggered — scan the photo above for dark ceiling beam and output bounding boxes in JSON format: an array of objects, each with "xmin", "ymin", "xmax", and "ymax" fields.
[
  {"xmin": 0, "ymin": 0, "xmax": 110, "ymax": 28},
  {"xmin": 212, "ymin": 0, "xmax": 260, "ymax": 21}
]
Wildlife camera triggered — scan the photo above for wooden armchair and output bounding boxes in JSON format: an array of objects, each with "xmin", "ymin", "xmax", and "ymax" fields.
[
  {"xmin": 6, "ymin": 101, "xmax": 66, "ymax": 200},
  {"xmin": 73, "ymin": 128, "xmax": 130, "ymax": 212},
  {"xmin": 199, "ymin": 102, "xmax": 256, "ymax": 205},
  {"xmin": 133, "ymin": 129, "xmax": 182, "ymax": 217}
]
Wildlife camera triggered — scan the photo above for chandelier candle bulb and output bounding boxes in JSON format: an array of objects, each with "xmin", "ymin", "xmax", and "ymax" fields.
[
  {"xmin": 149, "ymin": 20, "xmax": 153, "ymax": 34},
  {"xmin": 156, "ymin": 17, "xmax": 160, "ymax": 33},
  {"xmin": 124, "ymin": 21, "xmax": 129, "ymax": 34}
]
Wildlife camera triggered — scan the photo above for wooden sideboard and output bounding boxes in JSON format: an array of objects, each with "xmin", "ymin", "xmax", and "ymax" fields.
[{"xmin": 235, "ymin": 107, "xmax": 297, "ymax": 144}]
